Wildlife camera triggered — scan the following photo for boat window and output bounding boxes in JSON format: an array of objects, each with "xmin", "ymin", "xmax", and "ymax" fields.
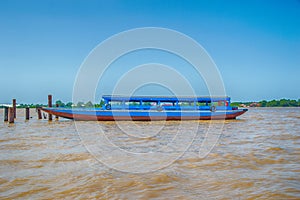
[
  {"xmin": 151, "ymin": 102, "xmax": 157, "ymax": 106},
  {"xmin": 196, "ymin": 102, "xmax": 208, "ymax": 106},
  {"xmin": 141, "ymin": 102, "xmax": 152, "ymax": 106},
  {"xmin": 210, "ymin": 102, "xmax": 217, "ymax": 106},
  {"xmin": 110, "ymin": 101, "xmax": 123, "ymax": 105},
  {"xmin": 217, "ymin": 101, "xmax": 223, "ymax": 106},
  {"xmin": 125, "ymin": 101, "xmax": 140, "ymax": 106},
  {"xmin": 178, "ymin": 101, "xmax": 194, "ymax": 106},
  {"xmin": 160, "ymin": 102, "xmax": 174, "ymax": 106}
]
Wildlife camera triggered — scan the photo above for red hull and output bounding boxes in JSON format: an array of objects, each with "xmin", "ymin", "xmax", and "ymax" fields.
[{"xmin": 40, "ymin": 108, "xmax": 247, "ymax": 121}]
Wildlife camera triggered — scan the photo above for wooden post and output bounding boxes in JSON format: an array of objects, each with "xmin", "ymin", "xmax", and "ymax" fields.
[
  {"xmin": 4, "ymin": 107, "xmax": 8, "ymax": 122},
  {"xmin": 37, "ymin": 108, "xmax": 42, "ymax": 119},
  {"xmin": 48, "ymin": 95, "xmax": 52, "ymax": 121},
  {"xmin": 25, "ymin": 107, "xmax": 30, "ymax": 120},
  {"xmin": 55, "ymin": 103, "xmax": 59, "ymax": 120},
  {"xmin": 12, "ymin": 99, "xmax": 16, "ymax": 118},
  {"xmin": 8, "ymin": 107, "xmax": 14, "ymax": 123}
]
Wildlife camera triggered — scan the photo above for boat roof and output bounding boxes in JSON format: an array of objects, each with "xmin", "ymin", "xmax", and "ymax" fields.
[{"xmin": 102, "ymin": 95, "xmax": 230, "ymax": 102}]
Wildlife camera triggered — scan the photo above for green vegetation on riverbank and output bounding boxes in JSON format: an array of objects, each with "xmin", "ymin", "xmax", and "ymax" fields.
[
  {"xmin": 1, "ymin": 99, "xmax": 299, "ymax": 108},
  {"xmin": 0, "ymin": 100, "xmax": 106, "ymax": 109},
  {"xmin": 231, "ymin": 99, "xmax": 300, "ymax": 107}
]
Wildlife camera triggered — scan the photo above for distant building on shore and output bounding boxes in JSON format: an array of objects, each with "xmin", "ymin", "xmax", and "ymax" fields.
[
  {"xmin": 249, "ymin": 102, "xmax": 261, "ymax": 107},
  {"xmin": 239, "ymin": 102, "xmax": 261, "ymax": 108}
]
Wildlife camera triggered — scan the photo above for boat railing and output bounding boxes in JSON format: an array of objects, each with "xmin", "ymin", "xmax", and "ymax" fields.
[
  {"xmin": 103, "ymin": 104, "xmax": 233, "ymax": 111},
  {"xmin": 101, "ymin": 96, "xmax": 233, "ymax": 111}
]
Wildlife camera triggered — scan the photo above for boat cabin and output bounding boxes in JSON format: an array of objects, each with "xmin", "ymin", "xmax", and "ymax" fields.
[{"xmin": 101, "ymin": 95, "xmax": 233, "ymax": 111}]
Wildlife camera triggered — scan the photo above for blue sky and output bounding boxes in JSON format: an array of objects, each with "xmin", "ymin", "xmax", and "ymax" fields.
[{"xmin": 0, "ymin": 0, "xmax": 299, "ymax": 103}]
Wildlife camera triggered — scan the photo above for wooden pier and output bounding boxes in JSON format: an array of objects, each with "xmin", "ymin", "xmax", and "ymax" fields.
[
  {"xmin": 12, "ymin": 99, "xmax": 16, "ymax": 118},
  {"xmin": 48, "ymin": 95, "xmax": 52, "ymax": 121},
  {"xmin": 2, "ymin": 95, "xmax": 59, "ymax": 124},
  {"xmin": 4, "ymin": 107, "xmax": 8, "ymax": 122},
  {"xmin": 8, "ymin": 107, "xmax": 14, "ymax": 123},
  {"xmin": 37, "ymin": 108, "xmax": 42, "ymax": 119},
  {"xmin": 25, "ymin": 107, "xmax": 30, "ymax": 120}
]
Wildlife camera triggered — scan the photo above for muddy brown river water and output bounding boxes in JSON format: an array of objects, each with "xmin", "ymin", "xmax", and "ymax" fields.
[{"xmin": 0, "ymin": 108, "xmax": 299, "ymax": 199}]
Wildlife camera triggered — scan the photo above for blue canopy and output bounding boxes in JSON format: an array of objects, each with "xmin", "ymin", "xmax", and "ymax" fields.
[{"xmin": 102, "ymin": 95, "xmax": 230, "ymax": 103}]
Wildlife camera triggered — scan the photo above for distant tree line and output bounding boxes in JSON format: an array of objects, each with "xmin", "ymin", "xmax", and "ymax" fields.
[
  {"xmin": 0, "ymin": 100, "xmax": 105, "ymax": 108},
  {"xmin": 231, "ymin": 99, "xmax": 300, "ymax": 107},
  {"xmin": 54, "ymin": 100, "xmax": 105, "ymax": 108},
  {"xmin": 1, "ymin": 99, "xmax": 299, "ymax": 108},
  {"xmin": 259, "ymin": 99, "xmax": 300, "ymax": 107},
  {"xmin": 0, "ymin": 104, "xmax": 48, "ymax": 108}
]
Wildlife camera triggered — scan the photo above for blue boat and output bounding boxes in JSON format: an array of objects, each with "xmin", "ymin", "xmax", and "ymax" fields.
[{"xmin": 41, "ymin": 95, "xmax": 248, "ymax": 121}]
